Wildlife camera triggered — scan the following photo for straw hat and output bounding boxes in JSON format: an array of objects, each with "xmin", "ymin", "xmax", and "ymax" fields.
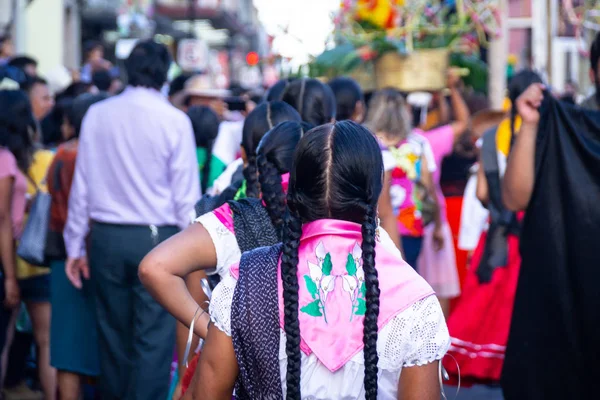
[{"xmin": 172, "ymin": 74, "xmax": 230, "ymax": 107}]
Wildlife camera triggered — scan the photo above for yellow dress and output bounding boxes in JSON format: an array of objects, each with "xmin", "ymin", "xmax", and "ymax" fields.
[{"xmin": 17, "ymin": 149, "xmax": 54, "ymax": 280}]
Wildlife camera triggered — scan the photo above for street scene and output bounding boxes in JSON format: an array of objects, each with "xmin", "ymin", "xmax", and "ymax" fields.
[{"xmin": 0, "ymin": 0, "xmax": 599, "ymax": 399}]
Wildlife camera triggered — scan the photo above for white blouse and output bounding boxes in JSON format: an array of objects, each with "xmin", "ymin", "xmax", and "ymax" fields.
[
  {"xmin": 210, "ymin": 274, "xmax": 450, "ymax": 400},
  {"xmin": 195, "ymin": 212, "xmax": 241, "ymax": 280}
]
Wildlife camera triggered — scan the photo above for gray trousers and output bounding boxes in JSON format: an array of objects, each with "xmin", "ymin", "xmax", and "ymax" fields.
[{"xmin": 89, "ymin": 222, "xmax": 178, "ymax": 400}]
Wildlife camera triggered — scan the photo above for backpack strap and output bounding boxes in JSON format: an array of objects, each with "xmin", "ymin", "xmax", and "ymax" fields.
[{"xmin": 231, "ymin": 244, "xmax": 284, "ymax": 400}]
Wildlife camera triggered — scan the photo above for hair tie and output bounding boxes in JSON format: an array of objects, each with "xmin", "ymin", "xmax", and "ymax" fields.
[
  {"xmin": 267, "ymin": 102, "xmax": 273, "ymax": 130},
  {"xmin": 298, "ymin": 78, "xmax": 306, "ymax": 116}
]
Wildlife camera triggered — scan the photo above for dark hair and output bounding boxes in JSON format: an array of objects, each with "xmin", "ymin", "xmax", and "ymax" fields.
[
  {"xmin": 20, "ymin": 75, "xmax": 48, "ymax": 94},
  {"xmin": 241, "ymin": 101, "xmax": 301, "ymax": 198},
  {"xmin": 83, "ymin": 40, "xmax": 103, "ymax": 59},
  {"xmin": 56, "ymin": 82, "xmax": 92, "ymax": 103},
  {"xmin": 8, "ymin": 56, "xmax": 37, "ymax": 72},
  {"xmin": 256, "ymin": 121, "xmax": 304, "ymax": 237},
  {"xmin": 0, "ymin": 90, "xmax": 35, "ymax": 171},
  {"xmin": 265, "ymin": 78, "xmax": 295, "ymax": 102},
  {"xmin": 591, "ymin": 32, "xmax": 600, "ymax": 76},
  {"xmin": 92, "ymin": 69, "xmax": 112, "ymax": 92},
  {"xmin": 281, "ymin": 121, "xmax": 383, "ymax": 399},
  {"xmin": 124, "ymin": 40, "xmax": 171, "ymax": 90},
  {"xmin": 169, "ymin": 73, "xmax": 194, "ymax": 98},
  {"xmin": 187, "ymin": 106, "xmax": 220, "ymax": 192},
  {"xmin": 328, "ymin": 77, "xmax": 364, "ymax": 121},
  {"xmin": 66, "ymin": 93, "xmax": 110, "ymax": 138},
  {"xmin": 282, "ymin": 78, "xmax": 336, "ymax": 126},
  {"xmin": 41, "ymin": 98, "xmax": 73, "ymax": 146},
  {"xmin": 508, "ymin": 70, "xmax": 543, "ymax": 139}
]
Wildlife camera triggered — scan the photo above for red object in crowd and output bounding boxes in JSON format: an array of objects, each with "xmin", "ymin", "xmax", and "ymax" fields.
[
  {"xmin": 246, "ymin": 51, "xmax": 260, "ymax": 66},
  {"xmin": 181, "ymin": 352, "xmax": 201, "ymax": 396}
]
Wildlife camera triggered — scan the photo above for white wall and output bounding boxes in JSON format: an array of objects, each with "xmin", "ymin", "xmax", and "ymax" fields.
[{"xmin": 25, "ymin": 0, "xmax": 65, "ymax": 76}]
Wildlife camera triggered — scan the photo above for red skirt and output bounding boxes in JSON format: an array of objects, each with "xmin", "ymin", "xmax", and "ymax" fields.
[
  {"xmin": 181, "ymin": 352, "xmax": 200, "ymax": 396},
  {"xmin": 443, "ymin": 231, "xmax": 521, "ymax": 384}
]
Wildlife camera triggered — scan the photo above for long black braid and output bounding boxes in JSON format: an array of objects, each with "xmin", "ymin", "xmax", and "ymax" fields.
[
  {"xmin": 243, "ymin": 155, "xmax": 260, "ymax": 198},
  {"xmin": 257, "ymin": 121, "xmax": 304, "ymax": 238},
  {"xmin": 361, "ymin": 203, "xmax": 380, "ymax": 399},
  {"xmin": 257, "ymin": 154, "xmax": 285, "ymax": 235},
  {"xmin": 280, "ymin": 121, "xmax": 383, "ymax": 399},
  {"xmin": 280, "ymin": 206, "xmax": 303, "ymax": 400}
]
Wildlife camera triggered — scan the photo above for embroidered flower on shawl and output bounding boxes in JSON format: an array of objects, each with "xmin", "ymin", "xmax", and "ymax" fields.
[
  {"xmin": 343, "ymin": 242, "xmax": 367, "ymax": 320},
  {"xmin": 301, "ymin": 241, "xmax": 336, "ymax": 322}
]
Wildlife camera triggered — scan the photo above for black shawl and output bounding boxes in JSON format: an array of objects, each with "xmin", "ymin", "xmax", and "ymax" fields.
[{"xmin": 501, "ymin": 97, "xmax": 600, "ymax": 399}]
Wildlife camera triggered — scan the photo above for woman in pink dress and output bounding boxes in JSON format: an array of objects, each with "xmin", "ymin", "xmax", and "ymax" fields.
[{"xmin": 416, "ymin": 72, "xmax": 470, "ymax": 316}]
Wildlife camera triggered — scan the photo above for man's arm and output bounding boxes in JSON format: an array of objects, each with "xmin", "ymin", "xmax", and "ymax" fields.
[
  {"xmin": 64, "ymin": 111, "xmax": 93, "ymax": 288},
  {"xmin": 502, "ymin": 83, "xmax": 545, "ymax": 211}
]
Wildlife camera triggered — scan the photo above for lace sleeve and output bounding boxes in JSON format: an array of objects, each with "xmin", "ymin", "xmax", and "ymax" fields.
[
  {"xmin": 402, "ymin": 295, "xmax": 450, "ymax": 367},
  {"xmin": 195, "ymin": 212, "xmax": 241, "ymax": 279},
  {"xmin": 208, "ymin": 273, "xmax": 238, "ymax": 336}
]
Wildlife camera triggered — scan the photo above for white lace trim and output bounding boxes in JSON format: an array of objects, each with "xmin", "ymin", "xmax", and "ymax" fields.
[
  {"xmin": 208, "ymin": 273, "xmax": 236, "ymax": 336},
  {"xmin": 210, "ymin": 276, "xmax": 450, "ymax": 370}
]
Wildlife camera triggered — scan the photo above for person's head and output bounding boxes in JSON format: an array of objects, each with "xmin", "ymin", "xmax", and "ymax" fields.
[
  {"xmin": 41, "ymin": 98, "xmax": 74, "ymax": 146},
  {"xmin": 124, "ymin": 40, "xmax": 171, "ymax": 91},
  {"xmin": 168, "ymin": 73, "xmax": 194, "ymax": 103},
  {"xmin": 507, "ymin": 70, "xmax": 543, "ymax": 136},
  {"xmin": 241, "ymin": 101, "xmax": 301, "ymax": 198},
  {"xmin": 328, "ymin": 77, "xmax": 365, "ymax": 122},
  {"xmin": 281, "ymin": 121, "xmax": 383, "ymax": 399},
  {"xmin": 8, "ymin": 56, "xmax": 37, "ymax": 77},
  {"xmin": 364, "ymin": 88, "xmax": 411, "ymax": 141},
  {"xmin": 187, "ymin": 106, "xmax": 221, "ymax": 192},
  {"xmin": 0, "ymin": 90, "xmax": 36, "ymax": 171},
  {"xmin": 21, "ymin": 76, "xmax": 54, "ymax": 121},
  {"xmin": 282, "ymin": 78, "xmax": 336, "ymax": 126},
  {"xmin": 256, "ymin": 121, "xmax": 305, "ymax": 236},
  {"xmin": 56, "ymin": 81, "xmax": 93, "ymax": 103},
  {"xmin": 177, "ymin": 75, "xmax": 229, "ymax": 116},
  {"xmin": 92, "ymin": 69, "xmax": 112, "ymax": 92},
  {"xmin": 0, "ymin": 36, "xmax": 14, "ymax": 59},
  {"xmin": 265, "ymin": 78, "xmax": 295, "ymax": 102},
  {"xmin": 64, "ymin": 92, "xmax": 110, "ymax": 140},
  {"xmin": 84, "ymin": 40, "xmax": 104, "ymax": 64}
]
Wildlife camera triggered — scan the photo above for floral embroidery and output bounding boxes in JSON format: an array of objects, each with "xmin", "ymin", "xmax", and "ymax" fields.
[
  {"xmin": 301, "ymin": 242, "xmax": 335, "ymax": 323},
  {"xmin": 342, "ymin": 243, "xmax": 367, "ymax": 320}
]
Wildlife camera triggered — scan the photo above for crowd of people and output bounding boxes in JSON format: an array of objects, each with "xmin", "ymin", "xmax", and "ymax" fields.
[{"xmin": 0, "ymin": 28, "xmax": 599, "ymax": 400}]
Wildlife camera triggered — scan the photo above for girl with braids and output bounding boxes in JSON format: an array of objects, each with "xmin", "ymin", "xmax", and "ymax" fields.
[
  {"xmin": 139, "ymin": 121, "xmax": 306, "ymax": 391},
  {"xmin": 208, "ymin": 101, "xmax": 300, "ymax": 198},
  {"xmin": 192, "ymin": 121, "xmax": 450, "ymax": 400},
  {"xmin": 282, "ymin": 78, "xmax": 337, "ymax": 126},
  {"xmin": 443, "ymin": 70, "xmax": 543, "ymax": 384},
  {"xmin": 187, "ymin": 106, "xmax": 224, "ymax": 193}
]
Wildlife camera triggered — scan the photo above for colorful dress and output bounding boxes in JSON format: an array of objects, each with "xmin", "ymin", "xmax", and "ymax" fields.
[
  {"xmin": 381, "ymin": 132, "xmax": 436, "ymax": 267},
  {"xmin": 417, "ymin": 125, "xmax": 461, "ymax": 298},
  {"xmin": 210, "ymin": 219, "xmax": 450, "ymax": 399},
  {"xmin": 444, "ymin": 118, "xmax": 521, "ymax": 383}
]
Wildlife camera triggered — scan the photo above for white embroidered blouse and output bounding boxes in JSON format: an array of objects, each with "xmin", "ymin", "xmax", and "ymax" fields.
[{"xmin": 210, "ymin": 277, "xmax": 450, "ymax": 399}]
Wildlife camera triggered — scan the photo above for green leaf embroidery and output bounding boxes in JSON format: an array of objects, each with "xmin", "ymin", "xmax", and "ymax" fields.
[
  {"xmin": 360, "ymin": 281, "xmax": 366, "ymax": 298},
  {"xmin": 304, "ymin": 275, "xmax": 318, "ymax": 299},
  {"xmin": 322, "ymin": 253, "xmax": 333, "ymax": 276},
  {"xmin": 345, "ymin": 253, "xmax": 357, "ymax": 275},
  {"xmin": 301, "ymin": 300, "xmax": 323, "ymax": 317},
  {"xmin": 355, "ymin": 298, "xmax": 367, "ymax": 316}
]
